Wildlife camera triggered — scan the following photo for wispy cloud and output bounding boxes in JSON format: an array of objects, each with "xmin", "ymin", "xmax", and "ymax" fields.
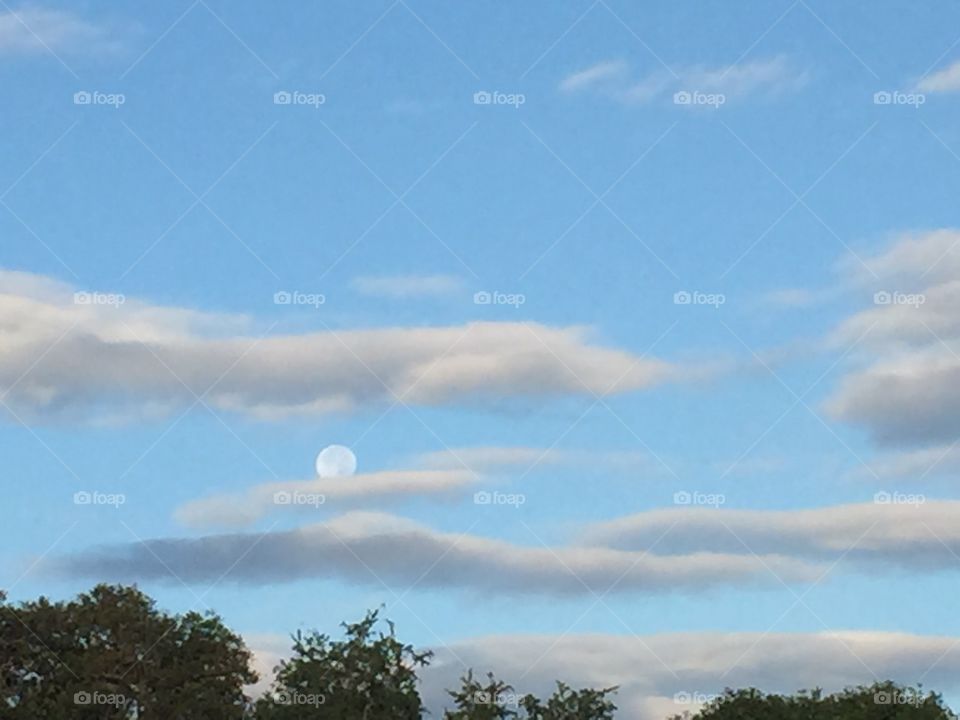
[
  {"xmin": 0, "ymin": 269, "xmax": 674, "ymax": 423},
  {"xmin": 558, "ymin": 59, "xmax": 627, "ymax": 92},
  {"xmin": 351, "ymin": 274, "xmax": 463, "ymax": 299},
  {"xmin": 0, "ymin": 6, "xmax": 123, "ymax": 56},
  {"xmin": 560, "ymin": 56, "xmax": 807, "ymax": 105},
  {"xmin": 917, "ymin": 59, "xmax": 960, "ymax": 93},
  {"xmin": 47, "ymin": 510, "xmax": 817, "ymax": 594}
]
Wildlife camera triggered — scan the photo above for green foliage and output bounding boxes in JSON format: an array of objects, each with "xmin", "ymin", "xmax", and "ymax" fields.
[
  {"xmin": 444, "ymin": 670, "xmax": 519, "ymax": 719},
  {"xmin": 0, "ymin": 584, "xmax": 256, "ymax": 719},
  {"xmin": 254, "ymin": 607, "xmax": 432, "ymax": 719},
  {"xmin": 443, "ymin": 673, "xmax": 618, "ymax": 720},
  {"xmin": 520, "ymin": 682, "xmax": 618, "ymax": 720},
  {"xmin": 670, "ymin": 682, "xmax": 957, "ymax": 720}
]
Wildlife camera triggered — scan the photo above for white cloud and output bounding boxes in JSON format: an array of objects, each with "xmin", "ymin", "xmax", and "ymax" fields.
[
  {"xmin": 49, "ymin": 510, "xmax": 819, "ymax": 594},
  {"xmin": 413, "ymin": 446, "xmax": 653, "ymax": 474},
  {"xmin": 0, "ymin": 269, "xmax": 673, "ymax": 423},
  {"xmin": 559, "ymin": 60, "xmax": 628, "ymax": 92},
  {"xmin": 351, "ymin": 274, "xmax": 463, "ymax": 299},
  {"xmin": 419, "ymin": 630, "xmax": 960, "ymax": 719},
  {"xmin": 917, "ymin": 59, "xmax": 960, "ymax": 93},
  {"xmin": 826, "ymin": 230, "xmax": 960, "ymax": 446},
  {"xmin": 584, "ymin": 501, "xmax": 960, "ymax": 569},
  {"xmin": 562, "ymin": 56, "xmax": 805, "ymax": 105},
  {"xmin": 175, "ymin": 469, "xmax": 475, "ymax": 528},
  {"xmin": 0, "ymin": 6, "xmax": 122, "ymax": 55}
]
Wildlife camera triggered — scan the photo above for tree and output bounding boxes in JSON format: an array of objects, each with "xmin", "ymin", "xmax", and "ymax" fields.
[
  {"xmin": 444, "ymin": 670, "xmax": 519, "ymax": 719},
  {"xmin": 670, "ymin": 682, "xmax": 956, "ymax": 720},
  {"xmin": 519, "ymin": 682, "xmax": 618, "ymax": 720},
  {"xmin": 443, "ymin": 673, "xmax": 618, "ymax": 720},
  {"xmin": 0, "ymin": 584, "xmax": 256, "ymax": 719},
  {"xmin": 254, "ymin": 608, "xmax": 432, "ymax": 719}
]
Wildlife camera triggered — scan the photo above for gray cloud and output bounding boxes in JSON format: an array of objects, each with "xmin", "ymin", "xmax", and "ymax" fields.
[
  {"xmin": 0, "ymin": 270, "xmax": 672, "ymax": 423},
  {"xmin": 584, "ymin": 501, "xmax": 960, "ymax": 570},
  {"xmin": 827, "ymin": 230, "xmax": 960, "ymax": 447},
  {"xmin": 0, "ymin": 6, "xmax": 124, "ymax": 55},
  {"xmin": 175, "ymin": 470, "xmax": 475, "ymax": 528},
  {"xmin": 46, "ymin": 511, "xmax": 818, "ymax": 594},
  {"xmin": 418, "ymin": 630, "xmax": 960, "ymax": 720}
]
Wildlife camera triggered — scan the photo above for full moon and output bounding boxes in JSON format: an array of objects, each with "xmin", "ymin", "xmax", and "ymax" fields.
[{"xmin": 315, "ymin": 445, "xmax": 357, "ymax": 478}]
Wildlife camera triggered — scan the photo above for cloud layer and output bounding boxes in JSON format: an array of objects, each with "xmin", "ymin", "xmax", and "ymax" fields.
[
  {"xmin": 48, "ymin": 511, "xmax": 817, "ymax": 594},
  {"xmin": 826, "ymin": 230, "xmax": 960, "ymax": 447},
  {"xmin": 584, "ymin": 500, "xmax": 960, "ymax": 569},
  {"xmin": 0, "ymin": 270, "xmax": 672, "ymax": 423}
]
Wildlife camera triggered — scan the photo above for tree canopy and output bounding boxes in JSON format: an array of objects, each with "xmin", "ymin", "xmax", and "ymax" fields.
[{"xmin": 1, "ymin": 585, "xmax": 956, "ymax": 719}]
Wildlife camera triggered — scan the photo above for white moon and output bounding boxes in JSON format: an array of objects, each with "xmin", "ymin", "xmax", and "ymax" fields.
[{"xmin": 315, "ymin": 445, "xmax": 357, "ymax": 478}]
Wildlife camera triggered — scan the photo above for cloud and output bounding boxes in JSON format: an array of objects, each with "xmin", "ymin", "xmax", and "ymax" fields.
[
  {"xmin": 864, "ymin": 444, "xmax": 960, "ymax": 481},
  {"xmin": 0, "ymin": 269, "xmax": 673, "ymax": 423},
  {"xmin": 917, "ymin": 59, "xmax": 960, "ymax": 93},
  {"xmin": 584, "ymin": 501, "xmax": 960, "ymax": 570},
  {"xmin": 175, "ymin": 469, "xmax": 475, "ymax": 528},
  {"xmin": 0, "ymin": 6, "xmax": 122, "ymax": 55},
  {"xmin": 47, "ymin": 511, "xmax": 818, "ymax": 594},
  {"xmin": 413, "ymin": 446, "xmax": 653, "ymax": 474},
  {"xmin": 559, "ymin": 60, "xmax": 627, "ymax": 92},
  {"xmin": 825, "ymin": 230, "xmax": 960, "ymax": 446},
  {"xmin": 562, "ymin": 56, "xmax": 806, "ymax": 105},
  {"xmin": 351, "ymin": 274, "xmax": 463, "ymax": 299},
  {"xmin": 418, "ymin": 630, "xmax": 960, "ymax": 719}
]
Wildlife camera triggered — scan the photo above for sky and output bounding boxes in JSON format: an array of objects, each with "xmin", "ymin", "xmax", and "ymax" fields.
[{"xmin": 3, "ymin": 0, "xmax": 960, "ymax": 717}]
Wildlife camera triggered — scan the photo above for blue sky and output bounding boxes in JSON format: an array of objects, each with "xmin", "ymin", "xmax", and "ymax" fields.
[{"xmin": 4, "ymin": 1, "xmax": 960, "ymax": 716}]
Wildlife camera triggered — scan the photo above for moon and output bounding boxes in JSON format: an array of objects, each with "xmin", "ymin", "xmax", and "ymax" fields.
[{"xmin": 315, "ymin": 445, "xmax": 357, "ymax": 478}]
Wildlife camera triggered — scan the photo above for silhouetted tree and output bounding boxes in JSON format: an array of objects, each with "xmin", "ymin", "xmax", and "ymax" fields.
[
  {"xmin": 254, "ymin": 608, "xmax": 432, "ymax": 719},
  {"xmin": 670, "ymin": 682, "xmax": 956, "ymax": 720},
  {"xmin": 0, "ymin": 584, "xmax": 255, "ymax": 719}
]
